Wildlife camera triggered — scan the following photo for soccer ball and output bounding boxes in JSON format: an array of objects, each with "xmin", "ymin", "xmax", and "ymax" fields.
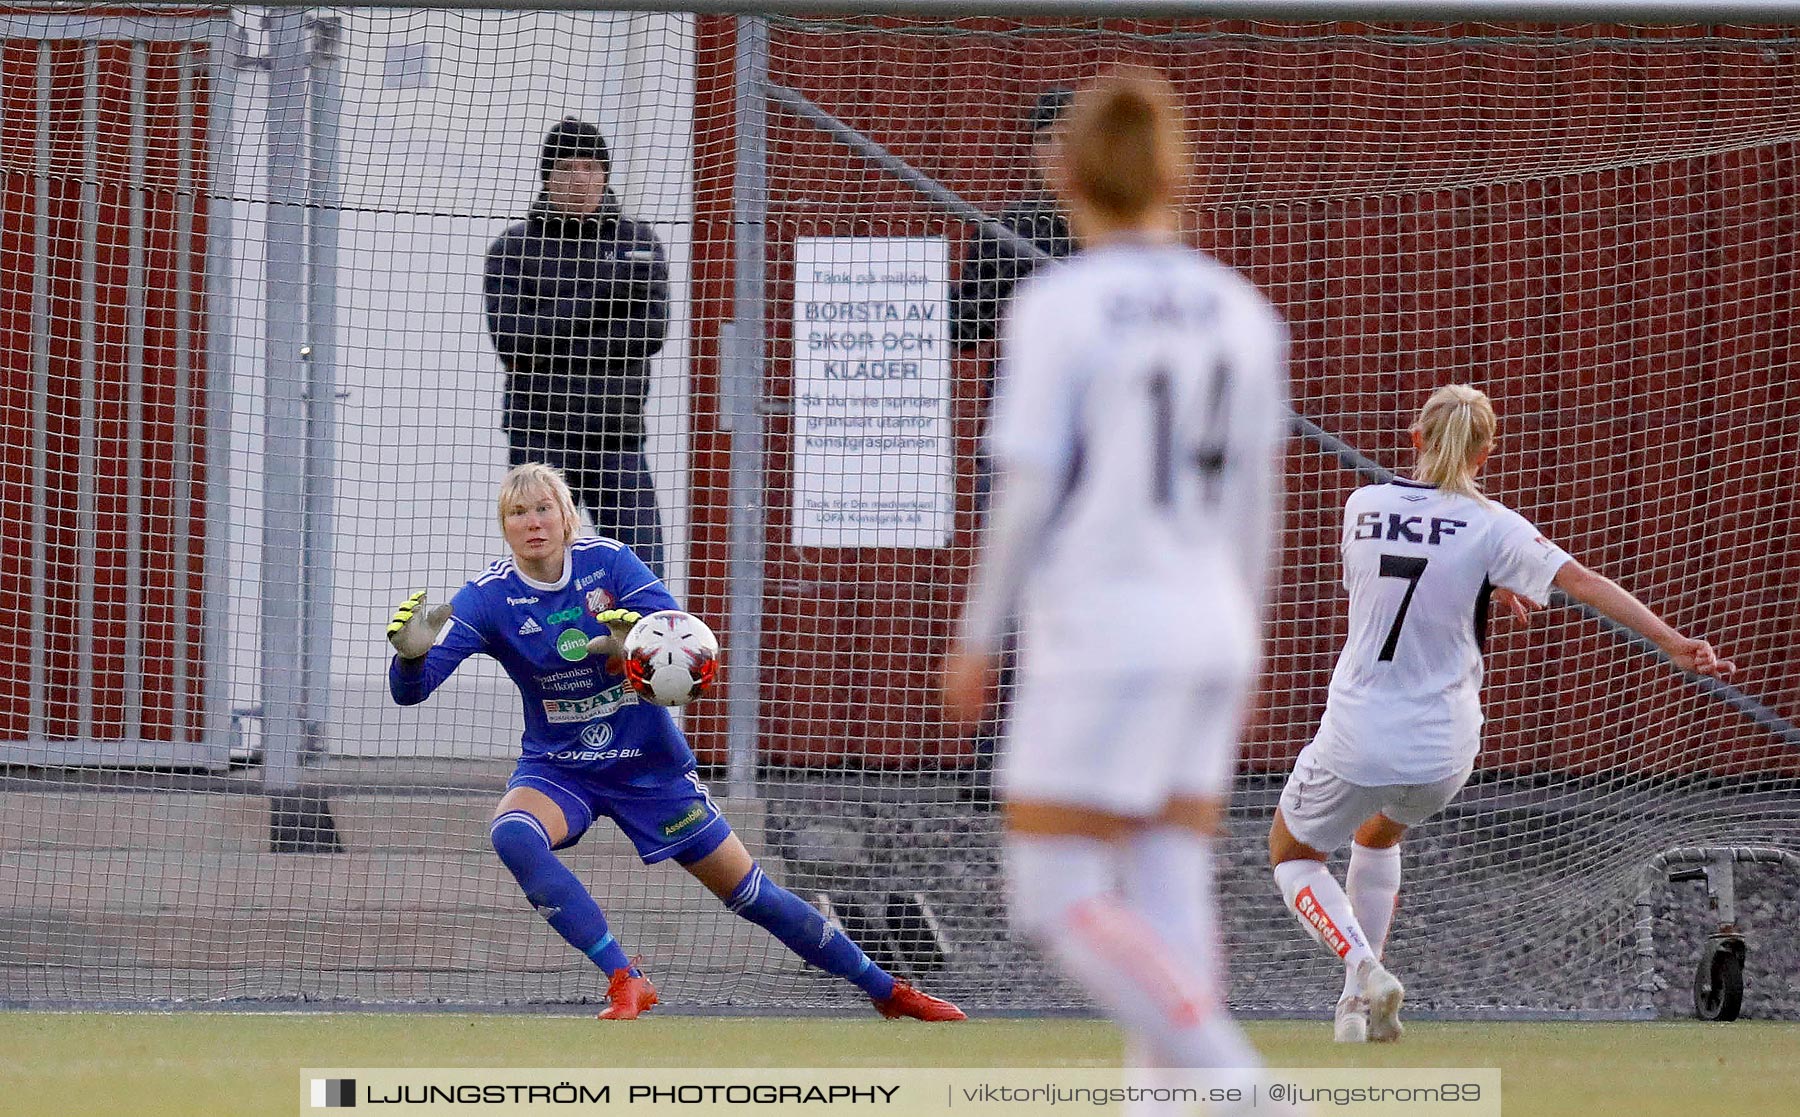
[{"xmin": 622, "ymin": 610, "xmax": 720, "ymax": 708}]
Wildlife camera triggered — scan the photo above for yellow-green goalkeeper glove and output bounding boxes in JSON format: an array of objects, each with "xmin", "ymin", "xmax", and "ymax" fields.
[
  {"xmin": 585, "ymin": 608, "xmax": 643, "ymax": 659},
  {"xmin": 387, "ymin": 590, "xmax": 452, "ymax": 660}
]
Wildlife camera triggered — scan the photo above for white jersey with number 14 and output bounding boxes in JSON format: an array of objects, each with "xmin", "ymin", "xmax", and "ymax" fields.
[
  {"xmin": 1310, "ymin": 480, "xmax": 1571, "ymax": 787},
  {"xmin": 989, "ymin": 241, "xmax": 1288, "ymax": 682}
]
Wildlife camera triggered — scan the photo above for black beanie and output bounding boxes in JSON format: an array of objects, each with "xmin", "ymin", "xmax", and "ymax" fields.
[
  {"xmin": 1027, "ymin": 88, "xmax": 1074, "ymax": 133},
  {"xmin": 540, "ymin": 118, "xmax": 611, "ymax": 181}
]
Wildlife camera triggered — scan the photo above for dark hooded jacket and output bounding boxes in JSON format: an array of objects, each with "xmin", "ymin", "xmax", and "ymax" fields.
[
  {"xmin": 949, "ymin": 189, "xmax": 1072, "ymax": 350},
  {"xmin": 483, "ymin": 190, "xmax": 670, "ymax": 449}
]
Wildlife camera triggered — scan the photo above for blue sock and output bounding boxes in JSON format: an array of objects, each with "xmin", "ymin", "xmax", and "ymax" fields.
[
  {"xmin": 726, "ymin": 864, "xmax": 895, "ymax": 1001},
  {"xmin": 490, "ymin": 811, "xmax": 637, "ymax": 977}
]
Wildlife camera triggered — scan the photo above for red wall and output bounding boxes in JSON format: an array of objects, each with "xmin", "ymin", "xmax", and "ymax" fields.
[
  {"xmin": 0, "ymin": 37, "xmax": 211, "ymax": 742},
  {"xmin": 691, "ymin": 18, "xmax": 1800, "ymax": 779}
]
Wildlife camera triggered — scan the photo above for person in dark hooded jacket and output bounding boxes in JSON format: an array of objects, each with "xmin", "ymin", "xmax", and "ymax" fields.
[
  {"xmin": 484, "ymin": 118, "xmax": 672, "ymax": 577},
  {"xmin": 949, "ymin": 89, "xmax": 1075, "ymax": 355},
  {"xmin": 948, "ymin": 90, "xmax": 1075, "ymax": 807}
]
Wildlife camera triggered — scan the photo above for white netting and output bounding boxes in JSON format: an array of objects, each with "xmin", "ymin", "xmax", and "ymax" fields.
[{"xmin": 1, "ymin": 8, "xmax": 1797, "ymax": 1017}]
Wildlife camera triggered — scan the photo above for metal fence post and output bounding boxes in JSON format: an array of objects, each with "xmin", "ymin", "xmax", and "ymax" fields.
[
  {"xmin": 202, "ymin": 21, "xmax": 236, "ymax": 759},
  {"xmin": 261, "ymin": 8, "xmax": 322, "ymax": 844},
  {"xmin": 725, "ymin": 14, "xmax": 769, "ymax": 800},
  {"xmin": 303, "ymin": 14, "xmax": 342, "ymax": 762}
]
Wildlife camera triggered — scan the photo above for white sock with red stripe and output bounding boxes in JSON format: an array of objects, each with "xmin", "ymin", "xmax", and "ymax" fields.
[
  {"xmin": 1009, "ymin": 835, "xmax": 1263, "ymax": 1076},
  {"xmin": 1273, "ymin": 858, "xmax": 1376, "ymax": 976},
  {"xmin": 1341, "ymin": 842, "xmax": 1402, "ymax": 1001},
  {"xmin": 1122, "ymin": 829, "xmax": 1261, "ymax": 1074}
]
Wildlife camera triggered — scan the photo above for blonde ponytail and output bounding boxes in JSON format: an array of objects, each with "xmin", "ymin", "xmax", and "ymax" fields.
[{"xmin": 1413, "ymin": 385, "xmax": 1496, "ymax": 500}]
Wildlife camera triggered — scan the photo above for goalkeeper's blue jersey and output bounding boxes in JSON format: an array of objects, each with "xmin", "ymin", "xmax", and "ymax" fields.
[{"xmin": 389, "ymin": 536, "xmax": 690, "ymax": 790}]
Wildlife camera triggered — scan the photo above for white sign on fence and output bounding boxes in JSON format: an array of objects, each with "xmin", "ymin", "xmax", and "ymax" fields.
[{"xmin": 791, "ymin": 237, "xmax": 952, "ymax": 549}]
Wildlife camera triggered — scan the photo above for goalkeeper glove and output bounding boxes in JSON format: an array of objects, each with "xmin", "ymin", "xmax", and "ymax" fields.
[
  {"xmin": 388, "ymin": 590, "xmax": 452, "ymax": 660},
  {"xmin": 586, "ymin": 607, "xmax": 643, "ymax": 659}
]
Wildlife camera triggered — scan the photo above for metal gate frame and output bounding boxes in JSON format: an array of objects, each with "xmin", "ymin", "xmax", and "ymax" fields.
[{"xmin": 0, "ymin": 8, "xmax": 232, "ymax": 767}]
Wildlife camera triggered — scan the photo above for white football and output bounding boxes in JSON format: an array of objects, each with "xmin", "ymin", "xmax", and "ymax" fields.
[{"xmin": 622, "ymin": 610, "xmax": 720, "ymax": 707}]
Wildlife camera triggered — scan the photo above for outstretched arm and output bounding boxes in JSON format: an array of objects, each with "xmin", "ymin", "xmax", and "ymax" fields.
[
  {"xmin": 387, "ymin": 590, "xmax": 484, "ymax": 705},
  {"xmin": 1553, "ymin": 560, "xmax": 1736, "ymax": 677},
  {"xmin": 942, "ymin": 462, "xmax": 1059, "ymax": 726}
]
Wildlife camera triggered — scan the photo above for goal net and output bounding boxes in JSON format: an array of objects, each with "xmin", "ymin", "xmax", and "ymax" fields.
[{"xmin": 2, "ymin": 5, "xmax": 1798, "ymax": 1018}]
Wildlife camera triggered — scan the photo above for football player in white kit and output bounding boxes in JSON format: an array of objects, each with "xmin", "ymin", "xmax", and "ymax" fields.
[
  {"xmin": 1269, "ymin": 384, "xmax": 1736, "ymax": 1045},
  {"xmin": 944, "ymin": 70, "xmax": 1292, "ymax": 1109}
]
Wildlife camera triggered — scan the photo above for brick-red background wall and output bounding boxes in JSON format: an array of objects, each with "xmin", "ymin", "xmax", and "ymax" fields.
[
  {"xmin": 688, "ymin": 19, "xmax": 1800, "ymax": 780},
  {"xmin": 0, "ymin": 37, "xmax": 210, "ymax": 742}
]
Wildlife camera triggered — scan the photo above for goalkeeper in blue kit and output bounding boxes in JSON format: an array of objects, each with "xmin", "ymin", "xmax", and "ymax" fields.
[{"xmin": 387, "ymin": 462, "xmax": 964, "ymax": 1021}]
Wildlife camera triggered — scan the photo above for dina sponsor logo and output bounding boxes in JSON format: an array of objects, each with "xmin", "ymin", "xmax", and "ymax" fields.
[{"xmin": 556, "ymin": 629, "xmax": 589, "ymax": 662}]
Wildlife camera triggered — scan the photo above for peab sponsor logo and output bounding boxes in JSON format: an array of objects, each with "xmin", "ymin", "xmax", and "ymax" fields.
[{"xmin": 541, "ymin": 684, "xmax": 636, "ymax": 723}]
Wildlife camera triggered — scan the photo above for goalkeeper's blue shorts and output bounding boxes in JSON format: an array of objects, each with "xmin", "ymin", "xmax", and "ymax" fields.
[{"xmin": 507, "ymin": 758, "xmax": 731, "ymax": 865}]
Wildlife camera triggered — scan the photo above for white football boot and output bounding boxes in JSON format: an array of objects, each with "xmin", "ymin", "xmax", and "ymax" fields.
[
  {"xmin": 1334, "ymin": 994, "xmax": 1370, "ymax": 1043},
  {"xmin": 1357, "ymin": 957, "xmax": 1406, "ymax": 1043}
]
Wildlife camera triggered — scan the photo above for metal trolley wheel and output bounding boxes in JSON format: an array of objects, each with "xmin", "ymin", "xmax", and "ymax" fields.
[{"xmin": 1693, "ymin": 935, "xmax": 1746, "ymax": 1022}]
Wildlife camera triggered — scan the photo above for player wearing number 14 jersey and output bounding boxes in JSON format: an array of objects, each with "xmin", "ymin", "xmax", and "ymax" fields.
[
  {"xmin": 945, "ymin": 70, "xmax": 1293, "ymax": 1106},
  {"xmin": 1269, "ymin": 384, "xmax": 1736, "ymax": 1045}
]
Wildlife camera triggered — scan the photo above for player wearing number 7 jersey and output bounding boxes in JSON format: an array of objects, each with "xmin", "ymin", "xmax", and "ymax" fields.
[{"xmin": 1269, "ymin": 384, "xmax": 1736, "ymax": 1045}]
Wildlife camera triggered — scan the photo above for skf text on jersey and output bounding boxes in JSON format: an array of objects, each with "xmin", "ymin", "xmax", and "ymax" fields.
[{"xmin": 1352, "ymin": 512, "xmax": 1468, "ymax": 546}]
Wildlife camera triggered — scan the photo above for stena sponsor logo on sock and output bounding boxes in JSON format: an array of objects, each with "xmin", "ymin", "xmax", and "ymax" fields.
[{"xmin": 1297, "ymin": 887, "xmax": 1352, "ymax": 958}]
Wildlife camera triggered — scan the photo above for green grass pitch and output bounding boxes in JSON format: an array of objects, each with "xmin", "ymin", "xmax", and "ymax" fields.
[{"xmin": 1, "ymin": 1013, "xmax": 1794, "ymax": 1115}]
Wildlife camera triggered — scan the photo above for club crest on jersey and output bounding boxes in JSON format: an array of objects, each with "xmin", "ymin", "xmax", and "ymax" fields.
[{"xmin": 586, "ymin": 587, "xmax": 614, "ymax": 616}]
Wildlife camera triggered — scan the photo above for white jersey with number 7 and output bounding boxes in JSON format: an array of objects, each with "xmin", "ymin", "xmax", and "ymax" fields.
[{"xmin": 1311, "ymin": 480, "xmax": 1572, "ymax": 787}]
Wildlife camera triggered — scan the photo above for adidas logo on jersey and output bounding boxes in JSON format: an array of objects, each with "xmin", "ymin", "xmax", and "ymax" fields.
[{"xmin": 518, "ymin": 617, "xmax": 543, "ymax": 635}]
